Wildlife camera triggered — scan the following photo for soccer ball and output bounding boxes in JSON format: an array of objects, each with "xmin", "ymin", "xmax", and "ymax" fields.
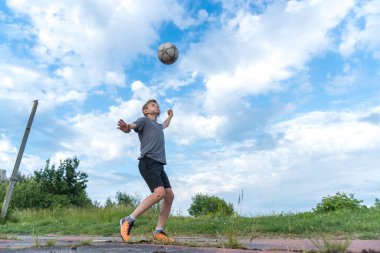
[{"xmin": 157, "ymin": 42, "xmax": 179, "ymax": 65}]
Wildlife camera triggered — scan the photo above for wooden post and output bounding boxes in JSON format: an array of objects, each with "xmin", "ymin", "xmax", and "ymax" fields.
[{"xmin": 1, "ymin": 100, "xmax": 38, "ymax": 219}]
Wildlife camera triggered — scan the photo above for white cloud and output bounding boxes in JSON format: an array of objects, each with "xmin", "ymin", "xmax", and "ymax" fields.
[
  {"xmin": 170, "ymin": 112, "xmax": 227, "ymax": 145},
  {"xmin": 0, "ymin": 63, "xmax": 86, "ymax": 111},
  {"xmin": 59, "ymin": 109, "xmax": 135, "ymax": 167},
  {"xmin": 157, "ymin": 71, "xmax": 198, "ymax": 91},
  {"xmin": 339, "ymin": 0, "xmax": 380, "ymax": 57},
  {"xmin": 21, "ymin": 154, "xmax": 46, "ymax": 175},
  {"xmin": 131, "ymin": 81, "xmax": 156, "ymax": 102},
  {"xmin": 162, "ymin": 93, "xmax": 228, "ymax": 145},
  {"xmin": 6, "ymin": 0, "xmax": 193, "ymax": 87},
  {"xmin": 356, "ymin": 1, "xmax": 380, "ymax": 53},
  {"xmin": 275, "ymin": 108, "xmax": 380, "ymax": 153},
  {"xmin": 181, "ymin": 0, "xmax": 355, "ymax": 114},
  {"xmin": 339, "ymin": 19, "xmax": 360, "ymax": 57},
  {"xmin": 0, "ymin": 134, "xmax": 17, "ymax": 174},
  {"xmin": 0, "ymin": 133, "xmax": 44, "ymax": 177}
]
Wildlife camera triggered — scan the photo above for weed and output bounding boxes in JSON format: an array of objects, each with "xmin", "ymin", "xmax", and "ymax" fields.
[
  {"xmin": 33, "ymin": 236, "xmax": 41, "ymax": 247},
  {"xmin": 80, "ymin": 239, "xmax": 92, "ymax": 246},
  {"xmin": 223, "ymin": 235, "xmax": 245, "ymax": 249},
  {"xmin": 220, "ymin": 217, "xmax": 247, "ymax": 249},
  {"xmin": 45, "ymin": 239, "xmax": 56, "ymax": 247},
  {"xmin": 310, "ymin": 236, "xmax": 352, "ymax": 253}
]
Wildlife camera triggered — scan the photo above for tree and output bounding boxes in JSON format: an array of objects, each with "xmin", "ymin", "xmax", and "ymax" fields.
[
  {"xmin": 116, "ymin": 191, "xmax": 141, "ymax": 207},
  {"xmin": 374, "ymin": 198, "xmax": 380, "ymax": 209},
  {"xmin": 104, "ymin": 197, "xmax": 115, "ymax": 208},
  {"xmin": 188, "ymin": 193, "xmax": 234, "ymax": 217}
]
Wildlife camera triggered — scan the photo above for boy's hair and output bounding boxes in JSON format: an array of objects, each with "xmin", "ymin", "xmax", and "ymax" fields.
[{"xmin": 142, "ymin": 99, "xmax": 160, "ymax": 116}]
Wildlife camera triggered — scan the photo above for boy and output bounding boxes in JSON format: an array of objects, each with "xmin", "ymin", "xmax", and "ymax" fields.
[{"xmin": 117, "ymin": 99, "xmax": 174, "ymax": 243}]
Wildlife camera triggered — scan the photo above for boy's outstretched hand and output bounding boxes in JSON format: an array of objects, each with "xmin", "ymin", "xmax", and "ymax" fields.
[
  {"xmin": 118, "ymin": 119, "xmax": 131, "ymax": 133},
  {"xmin": 167, "ymin": 109, "xmax": 173, "ymax": 117},
  {"xmin": 163, "ymin": 109, "xmax": 174, "ymax": 129}
]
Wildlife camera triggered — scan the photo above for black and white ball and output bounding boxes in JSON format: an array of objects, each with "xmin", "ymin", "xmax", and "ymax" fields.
[{"xmin": 157, "ymin": 42, "xmax": 179, "ymax": 65}]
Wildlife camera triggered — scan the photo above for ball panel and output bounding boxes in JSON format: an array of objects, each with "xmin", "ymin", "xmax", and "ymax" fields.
[
  {"xmin": 163, "ymin": 54, "xmax": 170, "ymax": 61},
  {"xmin": 157, "ymin": 42, "xmax": 179, "ymax": 65},
  {"xmin": 167, "ymin": 48, "xmax": 175, "ymax": 56}
]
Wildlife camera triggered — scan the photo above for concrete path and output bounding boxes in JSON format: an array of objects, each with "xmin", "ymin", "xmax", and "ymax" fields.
[{"xmin": 0, "ymin": 235, "xmax": 379, "ymax": 252}]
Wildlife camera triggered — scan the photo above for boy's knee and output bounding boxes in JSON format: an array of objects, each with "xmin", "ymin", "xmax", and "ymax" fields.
[
  {"xmin": 165, "ymin": 189, "xmax": 174, "ymax": 201},
  {"xmin": 153, "ymin": 187, "xmax": 165, "ymax": 201}
]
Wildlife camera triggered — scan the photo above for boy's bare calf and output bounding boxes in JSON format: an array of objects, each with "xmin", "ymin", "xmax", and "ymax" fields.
[{"xmin": 131, "ymin": 187, "xmax": 174, "ymax": 220}]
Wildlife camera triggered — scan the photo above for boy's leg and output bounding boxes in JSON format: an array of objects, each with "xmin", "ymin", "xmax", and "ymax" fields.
[
  {"xmin": 156, "ymin": 188, "xmax": 174, "ymax": 229},
  {"xmin": 153, "ymin": 188, "xmax": 175, "ymax": 243},
  {"xmin": 121, "ymin": 157, "xmax": 168, "ymax": 242},
  {"xmin": 131, "ymin": 187, "xmax": 165, "ymax": 218},
  {"xmin": 120, "ymin": 187, "xmax": 165, "ymax": 242}
]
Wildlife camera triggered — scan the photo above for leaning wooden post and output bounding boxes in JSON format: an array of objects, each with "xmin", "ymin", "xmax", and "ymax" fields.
[{"xmin": 1, "ymin": 100, "xmax": 38, "ymax": 219}]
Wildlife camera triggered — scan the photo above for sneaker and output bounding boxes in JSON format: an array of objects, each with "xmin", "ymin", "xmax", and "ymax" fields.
[
  {"xmin": 120, "ymin": 218, "xmax": 134, "ymax": 242},
  {"xmin": 153, "ymin": 231, "xmax": 175, "ymax": 243}
]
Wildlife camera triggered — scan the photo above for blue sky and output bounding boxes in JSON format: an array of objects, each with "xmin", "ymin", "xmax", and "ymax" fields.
[{"xmin": 1, "ymin": 0, "xmax": 380, "ymax": 216}]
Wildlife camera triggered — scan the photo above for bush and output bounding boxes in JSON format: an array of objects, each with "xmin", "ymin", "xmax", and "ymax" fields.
[
  {"xmin": 0, "ymin": 181, "xmax": 6, "ymax": 203},
  {"xmin": 188, "ymin": 193, "xmax": 234, "ymax": 217},
  {"xmin": 313, "ymin": 192, "xmax": 365, "ymax": 213},
  {"xmin": 0, "ymin": 177, "xmax": 48, "ymax": 209},
  {"xmin": 11, "ymin": 178, "xmax": 47, "ymax": 209}
]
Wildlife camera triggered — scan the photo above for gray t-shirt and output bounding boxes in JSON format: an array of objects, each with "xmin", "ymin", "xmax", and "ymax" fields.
[{"xmin": 133, "ymin": 116, "xmax": 166, "ymax": 164}]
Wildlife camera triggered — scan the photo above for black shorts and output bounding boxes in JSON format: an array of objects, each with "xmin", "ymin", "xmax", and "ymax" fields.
[{"xmin": 138, "ymin": 156, "xmax": 171, "ymax": 193}]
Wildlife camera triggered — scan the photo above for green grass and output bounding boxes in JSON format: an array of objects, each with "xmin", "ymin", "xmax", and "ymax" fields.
[{"xmin": 0, "ymin": 206, "xmax": 379, "ymax": 240}]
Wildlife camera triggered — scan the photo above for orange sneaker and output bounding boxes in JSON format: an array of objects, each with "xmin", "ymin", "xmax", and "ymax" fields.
[
  {"xmin": 120, "ymin": 218, "xmax": 134, "ymax": 242},
  {"xmin": 153, "ymin": 231, "xmax": 175, "ymax": 243}
]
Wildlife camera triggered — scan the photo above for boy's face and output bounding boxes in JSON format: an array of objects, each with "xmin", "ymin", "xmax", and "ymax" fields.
[{"xmin": 145, "ymin": 102, "xmax": 160, "ymax": 115}]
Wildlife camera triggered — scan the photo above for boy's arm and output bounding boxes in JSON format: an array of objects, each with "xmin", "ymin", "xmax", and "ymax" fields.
[
  {"xmin": 129, "ymin": 123, "xmax": 137, "ymax": 129},
  {"xmin": 163, "ymin": 109, "xmax": 173, "ymax": 129},
  {"xmin": 117, "ymin": 119, "xmax": 137, "ymax": 133}
]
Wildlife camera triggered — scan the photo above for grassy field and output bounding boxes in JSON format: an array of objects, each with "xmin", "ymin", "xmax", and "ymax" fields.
[{"xmin": 0, "ymin": 206, "xmax": 379, "ymax": 240}]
